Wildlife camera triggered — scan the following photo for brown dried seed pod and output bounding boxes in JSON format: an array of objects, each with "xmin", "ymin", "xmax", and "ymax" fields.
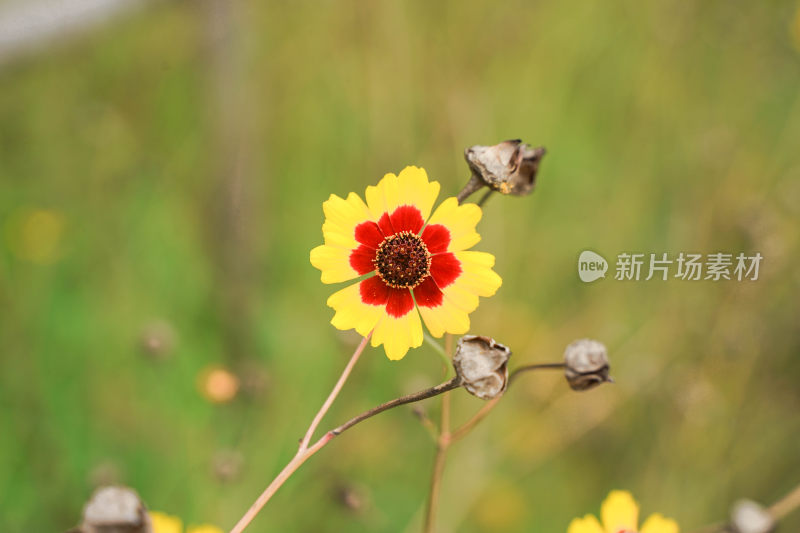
[
  {"xmin": 78, "ymin": 486, "xmax": 151, "ymax": 533},
  {"xmin": 453, "ymin": 335, "xmax": 511, "ymax": 400},
  {"xmin": 730, "ymin": 499, "xmax": 776, "ymax": 533},
  {"xmin": 464, "ymin": 140, "xmax": 546, "ymax": 197},
  {"xmin": 564, "ymin": 339, "xmax": 611, "ymax": 391}
]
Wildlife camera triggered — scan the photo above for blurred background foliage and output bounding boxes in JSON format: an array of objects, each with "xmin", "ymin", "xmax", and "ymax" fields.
[{"xmin": 1, "ymin": 0, "xmax": 799, "ymax": 531}]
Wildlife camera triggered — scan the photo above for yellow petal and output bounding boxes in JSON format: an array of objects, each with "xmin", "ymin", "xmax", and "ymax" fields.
[
  {"xmin": 310, "ymin": 244, "xmax": 359, "ymax": 284},
  {"xmin": 640, "ymin": 513, "xmax": 679, "ymax": 533},
  {"xmin": 371, "ymin": 308, "xmax": 423, "ymax": 360},
  {"xmin": 149, "ymin": 511, "xmax": 183, "ymax": 533},
  {"xmin": 567, "ymin": 515, "xmax": 605, "ymax": 533},
  {"xmin": 365, "ymin": 166, "xmax": 440, "ymax": 221},
  {"xmin": 453, "ymin": 251, "xmax": 503, "ymax": 297},
  {"xmin": 426, "ymin": 197, "xmax": 482, "ymax": 251},
  {"xmin": 395, "ymin": 166, "xmax": 440, "ymax": 221},
  {"xmin": 441, "ymin": 282, "xmax": 480, "ymax": 313},
  {"xmin": 321, "ymin": 192, "xmax": 373, "ymax": 249},
  {"xmin": 365, "ymin": 172, "xmax": 399, "ymax": 219},
  {"xmin": 601, "ymin": 491, "xmax": 639, "ymax": 533},
  {"xmin": 327, "ymin": 282, "xmax": 384, "ymax": 337},
  {"xmin": 187, "ymin": 525, "xmax": 224, "ymax": 533},
  {"xmin": 417, "ymin": 297, "xmax": 471, "ymax": 338}
]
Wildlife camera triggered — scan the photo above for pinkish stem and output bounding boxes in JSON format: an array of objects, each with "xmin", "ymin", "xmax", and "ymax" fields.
[{"xmin": 229, "ymin": 333, "xmax": 372, "ymax": 533}]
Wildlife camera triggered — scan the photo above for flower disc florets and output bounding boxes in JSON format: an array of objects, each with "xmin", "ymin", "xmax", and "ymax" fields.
[{"xmin": 373, "ymin": 231, "xmax": 431, "ymax": 289}]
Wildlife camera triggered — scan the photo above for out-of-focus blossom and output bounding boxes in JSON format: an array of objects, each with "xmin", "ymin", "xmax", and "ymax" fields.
[
  {"xmin": 149, "ymin": 512, "xmax": 223, "ymax": 533},
  {"xmin": 4, "ymin": 207, "xmax": 64, "ymax": 264},
  {"xmin": 139, "ymin": 319, "xmax": 177, "ymax": 360},
  {"xmin": 198, "ymin": 366, "xmax": 240, "ymax": 404},
  {"xmin": 150, "ymin": 512, "xmax": 182, "ymax": 533},
  {"xmin": 567, "ymin": 490, "xmax": 679, "ymax": 533},
  {"xmin": 212, "ymin": 449, "xmax": 244, "ymax": 483}
]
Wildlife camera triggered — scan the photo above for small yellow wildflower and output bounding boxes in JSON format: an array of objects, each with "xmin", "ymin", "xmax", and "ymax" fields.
[
  {"xmin": 149, "ymin": 511, "xmax": 182, "ymax": 533},
  {"xmin": 567, "ymin": 490, "xmax": 679, "ymax": 533},
  {"xmin": 149, "ymin": 511, "xmax": 223, "ymax": 533}
]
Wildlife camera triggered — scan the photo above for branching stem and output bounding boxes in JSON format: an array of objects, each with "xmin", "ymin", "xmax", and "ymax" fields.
[
  {"xmin": 230, "ymin": 334, "xmax": 371, "ymax": 533},
  {"xmin": 230, "ymin": 334, "xmax": 463, "ymax": 533}
]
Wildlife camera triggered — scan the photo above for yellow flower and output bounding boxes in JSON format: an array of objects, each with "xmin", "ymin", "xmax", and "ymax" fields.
[
  {"xmin": 150, "ymin": 511, "xmax": 182, "ymax": 533},
  {"xmin": 310, "ymin": 166, "xmax": 502, "ymax": 360},
  {"xmin": 567, "ymin": 491, "xmax": 679, "ymax": 533},
  {"xmin": 149, "ymin": 512, "xmax": 223, "ymax": 533}
]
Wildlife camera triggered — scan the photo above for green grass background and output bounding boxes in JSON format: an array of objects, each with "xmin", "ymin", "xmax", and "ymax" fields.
[{"xmin": 1, "ymin": 1, "xmax": 799, "ymax": 531}]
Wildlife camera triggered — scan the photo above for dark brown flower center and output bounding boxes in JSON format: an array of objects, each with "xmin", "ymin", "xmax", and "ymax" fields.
[{"xmin": 373, "ymin": 231, "xmax": 431, "ymax": 289}]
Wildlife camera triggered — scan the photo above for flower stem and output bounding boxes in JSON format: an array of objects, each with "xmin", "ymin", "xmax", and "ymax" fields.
[
  {"xmin": 448, "ymin": 362, "xmax": 564, "ymax": 442},
  {"xmin": 423, "ymin": 332, "xmax": 452, "ymax": 374},
  {"xmin": 450, "ymin": 397, "xmax": 500, "ymax": 442},
  {"xmin": 300, "ymin": 334, "xmax": 372, "ymax": 449},
  {"xmin": 476, "ymin": 189, "xmax": 494, "ymax": 207},
  {"xmin": 331, "ymin": 377, "xmax": 461, "ymax": 436},
  {"xmin": 229, "ymin": 433, "xmax": 333, "ymax": 533},
  {"xmin": 509, "ymin": 362, "xmax": 565, "ymax": 384},
  {"xmin": 688, "ymin": 481, "xmax": 800, "ymax": 533},
  {"xmin": 424, "ymin": 334, "xmax": 455, "ymax": 533},
  {"xmin": 229, "ymin": 333, "xmax": 371, "ymax": 533},
  {"xmin": 770, "ymin": 481, "xmax": 800, "ymax": 520},
  {"xmin": 456, "ymin": 174, "xmax": 484, "ymax": 204}
]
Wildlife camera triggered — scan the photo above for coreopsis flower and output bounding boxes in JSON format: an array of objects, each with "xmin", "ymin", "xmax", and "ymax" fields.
[
  {"xmin": 149, "ymin": 512, "xmax": 223, "ymax": 533},
  {"xmin": 310, "ymin": 166, "xmax": 502, "ymax": 360},
  {"xmin": 150, "ymin": 511, "xmax": 182, "ymax": 533},
  {"xmin": 567, "ymin": 491, "xmax": 679, "ymax": 533}
]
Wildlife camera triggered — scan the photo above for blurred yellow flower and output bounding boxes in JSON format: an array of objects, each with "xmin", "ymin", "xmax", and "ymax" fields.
[
  {"xmin": 150, "ymin": 511, "xmax": 182, "ymax": 533},
  {"xmin": 567, "ymin": 490, "xmax": 679, "ymax": 533},
  {"xmin": 4, "ymin": 207, "xmax": 64, "ymax": 264},
  {"xmin": 310, "ymin": 166, "xmax": 502, "ymax": 360},
  {"xmin": 149, "ymin": 511, "xmax": 223, "ymax": 533}
]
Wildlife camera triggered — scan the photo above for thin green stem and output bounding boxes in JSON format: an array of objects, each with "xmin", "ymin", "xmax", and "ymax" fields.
[{"xmin": 424, "ymin": 332, "xmax": 452, "ymax": 374}]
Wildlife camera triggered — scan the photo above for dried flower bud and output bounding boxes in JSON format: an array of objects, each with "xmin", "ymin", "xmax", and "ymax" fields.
[
  {"xmin": 464, "ymin": 140, "xmax": 546, "ymax": 196},
  {"xmin": 453, "ymin": 335, "xmax": 511, "ymax": 400},
  {"xmin": 80, "ymin": 486, "xmax": 151, "ymax": 533},
  {"xmin": 139, "ymin": 319, "xmax": 176, "ymax": 360},
  {"xmin": 212, "ymin": 449, "xmax": 244, "ymax": 483},
  {"xmin": 730, "ymin": 500, "xmax": 776, "ymax": 533},
  {"xmin": 564, "ymin": 339, "xmax": 611, "ymax": 391}
]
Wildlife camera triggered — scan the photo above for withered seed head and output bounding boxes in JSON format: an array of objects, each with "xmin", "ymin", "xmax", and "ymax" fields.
[
  {"xmin": 79, "ymin": 486, "xmax": 150, "ymax": 533},
  {"xmin": 464, "ymin": 139, "xmax": 546, "ymax": 197},
  {"xmin": 730, "ymin": 500, "xmax": 776, "ymax": 533},
  {"xmin": 564, "ymin": 339, "xmax": 611, "ymax": 392},
  {"xmin": 453, "ymin": 335, "xmax": 511, "ymax": 400}
]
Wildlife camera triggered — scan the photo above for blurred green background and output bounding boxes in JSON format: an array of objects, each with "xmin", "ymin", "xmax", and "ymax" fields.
[{"xmin": 1, "ymin": 1, "xmax": 799, "ymax": 531}]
